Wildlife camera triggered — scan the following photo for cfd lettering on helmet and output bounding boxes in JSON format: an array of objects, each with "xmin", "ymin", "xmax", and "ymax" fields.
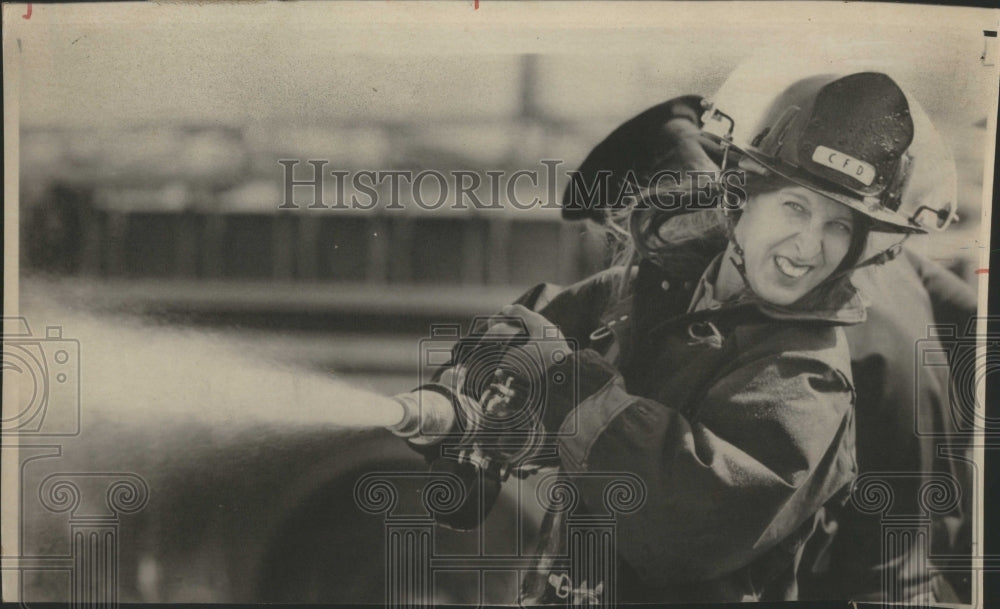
[{"xmin": 812, "ymin": 145, "xmax": 877, "ymax": 186}]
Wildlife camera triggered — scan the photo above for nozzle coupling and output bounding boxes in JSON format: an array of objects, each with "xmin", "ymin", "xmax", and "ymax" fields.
[{"xmin": 388, "ymin": 386, "xmax": 458, "ymax": 446}]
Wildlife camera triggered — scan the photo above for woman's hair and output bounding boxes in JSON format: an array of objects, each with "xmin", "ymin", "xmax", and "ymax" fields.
[{"xmin": 603, "ymin": 171, "xmax": 871, "ymax": 311}]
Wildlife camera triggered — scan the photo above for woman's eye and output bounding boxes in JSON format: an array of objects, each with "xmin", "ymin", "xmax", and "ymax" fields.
[
  {"xmin": 829, "ymin": 221, "xmax": 853, "ymax": 235},
  {"xmin": 784, "ymin": 201, "xmax": 807, "ymax": 214}
]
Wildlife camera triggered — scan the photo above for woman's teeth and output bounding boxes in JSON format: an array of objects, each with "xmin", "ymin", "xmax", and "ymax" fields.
[{"xmin": 774, "ymin": 256, "xmax": 810, "ymax": 278}]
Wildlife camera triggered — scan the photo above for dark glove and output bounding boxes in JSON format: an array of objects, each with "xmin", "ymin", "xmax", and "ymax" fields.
[{"xmin": 563, "ymin": 95, "xmax": 720, "ymax": 223}]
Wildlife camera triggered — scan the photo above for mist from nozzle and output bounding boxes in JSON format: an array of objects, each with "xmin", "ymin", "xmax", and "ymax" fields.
[{"xmin": 16, "ymin": 292, "xmax": 407, "ymax": 433}]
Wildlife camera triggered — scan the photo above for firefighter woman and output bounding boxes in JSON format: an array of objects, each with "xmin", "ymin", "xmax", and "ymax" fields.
[
  {"xmin": 487, "ymin": 71, "xmax": 960, "ymax": 603},
  {"xmin": 393, "ymin": 70, "xmax": 959, "ymax": 603}
]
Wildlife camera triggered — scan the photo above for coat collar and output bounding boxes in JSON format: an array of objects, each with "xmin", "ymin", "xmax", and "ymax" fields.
[{"xmin": 639, "ymin": 256, "xmax": 868, "ymax": 327}]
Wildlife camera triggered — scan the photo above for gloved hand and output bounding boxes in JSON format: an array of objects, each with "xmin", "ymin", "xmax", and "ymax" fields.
[
  {"xmin": 490, "ymin": 304, "xmax": 572, "ymax": 375},
  {"xmin": 482, "ymin": 304, "xmax": 577, "ymax": 436}
]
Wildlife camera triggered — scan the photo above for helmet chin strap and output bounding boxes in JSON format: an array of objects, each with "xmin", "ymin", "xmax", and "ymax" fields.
[{"xmin": 725, "ymin": 226, "xmax": 755, "ymax": 294}]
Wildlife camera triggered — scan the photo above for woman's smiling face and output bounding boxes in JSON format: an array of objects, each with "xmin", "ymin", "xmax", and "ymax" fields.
[{"xmin": 732, "ymin": 184, "xmax": 856, "ymax": 306}]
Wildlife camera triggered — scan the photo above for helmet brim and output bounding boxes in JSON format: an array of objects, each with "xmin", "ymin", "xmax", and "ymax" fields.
[{"xmin": 738, "ymin": 147, "xmax": 927, "ymax": 235}]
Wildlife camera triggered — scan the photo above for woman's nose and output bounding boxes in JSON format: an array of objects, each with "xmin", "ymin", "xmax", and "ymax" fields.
[{"xmin": 792, "ymin": 222, "xmax": 824, "ymax": 260}]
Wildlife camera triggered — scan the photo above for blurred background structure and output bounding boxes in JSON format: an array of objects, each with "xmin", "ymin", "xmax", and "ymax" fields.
[{"xmin": 18, "ymin": 50, "xmax": 992, "ymax": 394}]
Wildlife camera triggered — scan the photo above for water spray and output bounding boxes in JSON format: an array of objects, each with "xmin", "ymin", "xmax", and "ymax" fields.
[{"xmin": 19, "ymin": 286, "xmax": 550, "ymax": 533}]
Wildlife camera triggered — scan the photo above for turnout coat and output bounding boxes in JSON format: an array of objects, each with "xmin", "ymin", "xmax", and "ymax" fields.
[
  {"xmin": 508, "ymin": 257, "xmax": 863, "ymax": 603},
  {"xmin": 556, "ymin": 95, "xmax": 976, "ymax": 601},
  {"xmin": 555, "ymin": 92, "xmax": 975, "ymax": 602}
]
